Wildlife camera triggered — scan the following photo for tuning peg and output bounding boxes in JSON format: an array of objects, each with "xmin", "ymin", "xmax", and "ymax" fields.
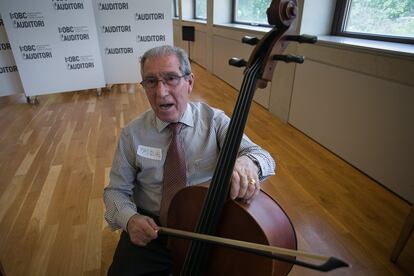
[
  {"xmin": 229, "ymin": 57, "xmax": 247, "ymax": 67},
  {"xmin": 285, "ymin": 34, "xmax": 317, "ymax": 44},
  {"xmin": 241, "ymin": 36, "xmax": 260, "ymax": 45},
  {"xmin": 273, "ymin": 54, "xmax": 304, "ymax": 64}
]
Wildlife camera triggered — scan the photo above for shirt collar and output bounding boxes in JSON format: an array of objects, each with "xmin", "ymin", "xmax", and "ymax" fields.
[{"xmin": 155, "ymin": 103, "xmax": 194, "ymax": 132}]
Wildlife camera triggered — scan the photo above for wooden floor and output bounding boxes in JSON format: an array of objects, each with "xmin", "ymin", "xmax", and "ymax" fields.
[{"xmin": 0, "ymin": 63, "xmax": 413, "ymax": 276}]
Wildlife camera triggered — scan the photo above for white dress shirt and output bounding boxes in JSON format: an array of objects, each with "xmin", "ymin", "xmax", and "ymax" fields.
[{"xmin": 103, "ymin": 102, "xmax": 275, "ymax": 231}]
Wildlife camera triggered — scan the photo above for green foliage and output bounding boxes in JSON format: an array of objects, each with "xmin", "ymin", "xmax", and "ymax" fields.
[
  {"xmin": 236, "ymin": 0, "xmax": 272, "ymax": 25},
  {"xmin": 347, "ymin": 0, "xmax": 414, "ymax": 37},
  {"xmin": 233, "ymin": 0, "xmax": 414, "ymax": 37},
  {"xmin": 353, "ymin": 0, "xmax": 414, "ymax": 19},
  {"xmin": 195, "ymin": 0, "xmax": 207, "ymax": 19}
]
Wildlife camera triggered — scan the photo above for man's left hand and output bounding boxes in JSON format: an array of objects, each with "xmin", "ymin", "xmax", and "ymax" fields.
[{"xmin": 230, "ymin": 155, "xmax": 260, "ymax": 204}]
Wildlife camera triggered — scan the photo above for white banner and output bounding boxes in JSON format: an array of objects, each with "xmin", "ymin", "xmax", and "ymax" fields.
[
  {"xmin": 0, "ymin": 13, "xmax": 24, "ymax": 97},
  {"xmin": 93, "ymin": 0, "xmax": 173, "ymax": 84},
  {"xmin": 0, "ymin": 0, "xmax": 105, "ymax": 96}
]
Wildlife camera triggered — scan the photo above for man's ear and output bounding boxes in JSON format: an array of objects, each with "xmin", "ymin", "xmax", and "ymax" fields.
[{"xmin": 187, "ymin": 73, "xmax": 194, "ymax": 93}]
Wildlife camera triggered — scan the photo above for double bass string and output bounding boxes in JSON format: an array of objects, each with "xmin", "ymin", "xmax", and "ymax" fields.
[
  {"xmin": 200, "ymin": 59, "xmax": 261, "ymax": 226},
  {"xmin": 182, "ymin": 59, "xmax": 262, "ymax": 273},
  {"xmin": 182, "ymin": 56, "xmax": 265, "ymax": 274},
  {"xmin": 199, "ymin": 57, "xmax": 263, "ymax": 229},
  {"xmin": 203, "ymin": 57, "xmax": 263, "ymax": 225}
]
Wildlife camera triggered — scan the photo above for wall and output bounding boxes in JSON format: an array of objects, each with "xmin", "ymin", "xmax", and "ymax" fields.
[{"xmin": 289, "ymin": 43, "xmax": 414, "ymax": 203}]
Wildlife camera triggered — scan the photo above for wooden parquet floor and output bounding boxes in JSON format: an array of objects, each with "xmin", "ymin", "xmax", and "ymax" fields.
[{"xmin": 0, "ymin": 63, "xmax": 413, "ymax": 275}]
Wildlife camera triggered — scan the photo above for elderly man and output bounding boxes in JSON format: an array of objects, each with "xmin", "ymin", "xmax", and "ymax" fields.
[{"xmin": 104, "ymin": 45, "xmax": 275, "ymax": 275}]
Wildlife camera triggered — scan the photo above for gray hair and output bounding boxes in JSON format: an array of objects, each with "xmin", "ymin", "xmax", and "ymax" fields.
[{"xmin": 140, "ymin": 45, "xmax": 192, "ymax": 77}]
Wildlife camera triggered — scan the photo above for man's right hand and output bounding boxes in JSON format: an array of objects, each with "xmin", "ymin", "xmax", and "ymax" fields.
[{"xmin": 127, "ymin": 214, "xmax": 158, "ymax": 246}]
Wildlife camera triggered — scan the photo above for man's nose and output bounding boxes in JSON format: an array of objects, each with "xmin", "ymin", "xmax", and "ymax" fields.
[{"xmin": 154, "ymin": 80, "xmax": 169, "ymax": 96}]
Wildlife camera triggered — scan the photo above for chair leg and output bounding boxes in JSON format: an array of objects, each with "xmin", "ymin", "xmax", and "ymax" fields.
[{"xmin": 391, "ymin": 205, "xmax": 414, "ymax": 262}]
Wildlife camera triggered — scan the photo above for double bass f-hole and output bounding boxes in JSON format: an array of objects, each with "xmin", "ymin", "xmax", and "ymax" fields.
[{"xmin": 160, "ymin": 0, "xmax": 349, "ymax": 275}]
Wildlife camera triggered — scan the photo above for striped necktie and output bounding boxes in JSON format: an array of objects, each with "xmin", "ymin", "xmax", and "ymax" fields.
[{"xmin": 159, "ymin": 122, "xmax": 187, "ymax": 226}]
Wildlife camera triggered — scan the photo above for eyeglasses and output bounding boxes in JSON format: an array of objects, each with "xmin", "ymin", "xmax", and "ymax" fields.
[{"xmin": 140, "ymin": 74, "xmax": 189, "ymax": 89}]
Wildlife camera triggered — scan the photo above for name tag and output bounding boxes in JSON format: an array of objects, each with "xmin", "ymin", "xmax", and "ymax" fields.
[{"xmin": 137, "ymin": 145, "xmax": 162, "ymax": 161}]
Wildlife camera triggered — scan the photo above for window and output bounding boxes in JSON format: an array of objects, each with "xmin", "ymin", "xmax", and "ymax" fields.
[
  {"xmin": 195, "ymin": 0, "xmax": 207, "ymax": 20},
  {"xmin": 332, "ymin": 0, "xmax": 414, "ymax": 44},
  {"xmin": 233, "ymin": 0, "xmax": 272, "ymax": 26},
  {"xmin": 173, "ymin": 0, "xmax": 179, "ymax": 18}
]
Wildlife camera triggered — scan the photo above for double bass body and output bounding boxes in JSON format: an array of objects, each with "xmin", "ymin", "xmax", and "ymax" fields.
[{"xmin": 167, "ymin": 185, "xmax": 297, "ymax": 275}]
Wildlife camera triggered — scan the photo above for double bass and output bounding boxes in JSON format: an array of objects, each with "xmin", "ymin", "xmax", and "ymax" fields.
[{"xmin": 159, "ymin": 0, "xmax": 349, "ymax": 274}]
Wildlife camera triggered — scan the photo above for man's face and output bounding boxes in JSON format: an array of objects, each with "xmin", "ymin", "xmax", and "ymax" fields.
[{"xmin": 142, "ymin": 54, "xmax": 194, "ymax": 123}]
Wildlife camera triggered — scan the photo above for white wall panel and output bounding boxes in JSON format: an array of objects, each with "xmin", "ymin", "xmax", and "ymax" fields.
[
  {"xmin": 191, "ymin": 30, "xmax": 207, "ymax": 68},
  {"xmin": 212, "ymin": 35, "xmax": 270, "ymax": 108},
  {"xmin": 289, "ymin": 60, "xmax": 414, "ymax": 202}
]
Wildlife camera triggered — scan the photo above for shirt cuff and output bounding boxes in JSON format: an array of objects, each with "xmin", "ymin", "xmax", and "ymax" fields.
[
  {"xmin": 244, "ymin": 154, "xmax": 263, "ymax": 180},
  {"xmin": 116, "ymin": 207, "xmax": 138, "ymax": 232}
]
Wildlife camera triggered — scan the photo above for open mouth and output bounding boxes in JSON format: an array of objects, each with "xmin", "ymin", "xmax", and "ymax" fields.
[{"xmin": 160, "ymin": 103, "xmax": 174, "ymax": 110}]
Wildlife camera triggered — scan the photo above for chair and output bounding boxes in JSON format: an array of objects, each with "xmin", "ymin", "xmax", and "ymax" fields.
[{"xmin": 391, "ymin": 205, "xmax": 414, "ymax": 262}]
